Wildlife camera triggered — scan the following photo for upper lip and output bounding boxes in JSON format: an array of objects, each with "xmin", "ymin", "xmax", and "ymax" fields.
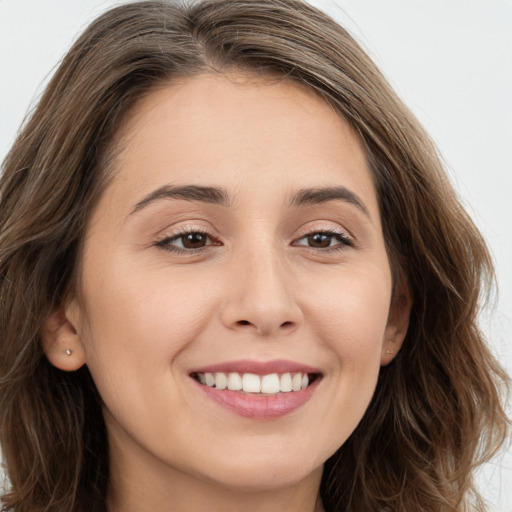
[{"xmin": 189, "ymin": 359, "xmax": 321, "ymax": 375}]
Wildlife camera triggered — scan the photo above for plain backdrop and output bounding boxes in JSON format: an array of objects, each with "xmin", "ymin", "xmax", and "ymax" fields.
[{"xmin": 1, "ymin": 1, "xmax": 511, "ymax": 510}]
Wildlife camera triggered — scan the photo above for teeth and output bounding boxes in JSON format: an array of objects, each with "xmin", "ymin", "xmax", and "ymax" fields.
[
  {"xmin": 215, "ymin": 372, "xmax": 227, "ymax": 390},
  {"xmin": 227, "ymin": 372, "xmax": 242, "ymax": 391},
  {"xmin": 261, "ymin": 373, "xmax": 280, "ymax": 394},
  {"xmin": 197, "ymin": 371, "xmax": 313, "ymax": 394},
  {"xmin": 292, "ymin": 373, "xmax": 302, "ymax": 391},
  {"xmin": 280, "ymin": 373, "xmax": 293, "ymax": 392},
  {"xmin": 242, "ymin": 373, "xmax": 261, "ymax": 393}
]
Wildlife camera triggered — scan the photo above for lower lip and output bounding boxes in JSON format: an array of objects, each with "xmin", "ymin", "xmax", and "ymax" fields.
[{"xmin": 193, "ymin": 378, "xmax": 320, "ymax": 419}]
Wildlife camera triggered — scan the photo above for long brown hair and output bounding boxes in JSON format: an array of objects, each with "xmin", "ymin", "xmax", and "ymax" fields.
[{"xmin": 0, "ymin": 1, "xmax": 509, "ymax": 511}]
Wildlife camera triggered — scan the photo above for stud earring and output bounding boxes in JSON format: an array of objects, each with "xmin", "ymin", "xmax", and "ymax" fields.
[
  {"xmin": 386, "ymin": 350, "xmax": 393, "ymax": 355},
  {"xmin": 64, "ymin": 349, "xmax": 73, "ymax": 356}
]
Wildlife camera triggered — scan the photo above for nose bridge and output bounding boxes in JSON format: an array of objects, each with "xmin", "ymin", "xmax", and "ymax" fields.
[{"xmin": 221, "ymin": 233, "xmax": 302, "ymax": 335}]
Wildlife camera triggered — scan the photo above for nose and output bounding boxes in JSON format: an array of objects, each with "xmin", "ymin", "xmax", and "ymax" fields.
[{"xmin": 219, "ymin": 245, "xmax": 303, "ymax": 337}]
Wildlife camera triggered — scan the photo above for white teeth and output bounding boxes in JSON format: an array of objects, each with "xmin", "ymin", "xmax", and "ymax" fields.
[
  {"xmin": 215, "ymin": 372, "xmax": 227, "ymax": 390},
  {"xmin": 261, "ymin": 373, "xmax": 280, "ymax": 394},
  {"xmin": 280, "ymin": 372, "xmax": 293, "ymax": 392},
  {"xmin": 197, "ymin": 371, "xmax": 315, "ymax": 394},
  {"xmin": 242, "ymin": 373, "xmax": 261, "ymax": 393},
  {"xmin": 227, "ymin": 372, "xmax": 243, "ymax": 391},
  {"xmin": 292, "ymin": 373, "xmax": 302, "ymax": 391}
]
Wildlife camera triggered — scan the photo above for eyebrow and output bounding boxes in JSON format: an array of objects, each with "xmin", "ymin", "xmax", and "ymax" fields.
[
  {"xmin": 291, "ymin": 186, "xmax": 371, "ymax": 219},
  {"xmin": 130, "ymin": 184, "xmax": 231, "ymax": 215},
  {"xmin": 129, "ymin": 184, "xmax": 370, "ymax": 220}
]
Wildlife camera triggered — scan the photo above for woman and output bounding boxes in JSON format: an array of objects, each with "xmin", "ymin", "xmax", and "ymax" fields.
[{"xmin": 0, "ymin": 1, "xmax": 509, "ymax": 511}]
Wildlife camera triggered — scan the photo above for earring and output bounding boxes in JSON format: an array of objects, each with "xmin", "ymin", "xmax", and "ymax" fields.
[
  {"xmin": 386, "ymin": 350, "xmax": 393, "ymax": 355},
  {"xmin": 64, "ymin": 349, "xmax": 73, "ymax": 356}
]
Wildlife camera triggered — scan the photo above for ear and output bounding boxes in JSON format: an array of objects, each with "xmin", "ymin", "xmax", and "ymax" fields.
[
  {"xmin": 381, "ymin": 273, "xmax": 412, "ymax": 366},
  {"xmin": 41, "ymin": 300, "xmax": 86, "ymax": 372}
]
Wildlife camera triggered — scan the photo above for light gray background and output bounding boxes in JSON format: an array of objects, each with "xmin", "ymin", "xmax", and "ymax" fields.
[{"xmin": 1, "ymin": 1, "xmax": 511, "ymax": 510}]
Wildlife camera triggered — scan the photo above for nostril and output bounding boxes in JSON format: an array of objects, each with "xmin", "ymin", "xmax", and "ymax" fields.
[{"xmin": 231, "ymin": 318, "xmax": 298, "ymax": 334}]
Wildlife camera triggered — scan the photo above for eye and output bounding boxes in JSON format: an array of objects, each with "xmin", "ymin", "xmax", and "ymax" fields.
[
  {"xmin": 293, "ymin": 230, "xmax": 353, "ymax": 250},
  {"xmin": 156, "ymin": 230, "xmax": 218, "ymax": 252}
]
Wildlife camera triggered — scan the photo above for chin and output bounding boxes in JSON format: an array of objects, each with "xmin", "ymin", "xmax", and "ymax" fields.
[
  {"xmin": 211, "ymin": 466, "xmax": 320, "ymax": 493},
  {"xmin": 194, "ymin": 446, "xmax": 325, "ymax": 493}
]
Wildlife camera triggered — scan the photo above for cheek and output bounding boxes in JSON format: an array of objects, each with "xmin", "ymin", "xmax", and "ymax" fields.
[
  {"xmin": 76, "ymin": 260, "xmax": 219, "ymax": 399},
  {"xmin": 316, "ymin": 326, "xmax": 387, "ymax": 450},
  {"xmin": 81, "ymin": 260, "xmax": 210, "ymax": 344},
  {"xmin": 305, "ymin": 264, "xmax": 392, "ymax": 353},
  {"xmin": 301, "ymin": 265, "xmax": 391, "ymax": 424},
  {"xmin": 75, "ymin": 265, "xmax": 222, "ymax": 446}
]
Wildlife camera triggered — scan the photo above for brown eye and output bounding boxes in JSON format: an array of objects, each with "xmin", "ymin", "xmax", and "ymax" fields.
[
  {"xmin": 293, "ymin": 230, "xmax": 353, "ymax": 251},
  {"xmin": 307, "ymin": 233, "xmax": 333, "ymax": 248},
  {"xmin": 181, "ymin": 232, "xmax": 208, "ymax": 249},
  {"xmin": 156, "ymin": 231, "xmax": 217, "ymax": 252}
]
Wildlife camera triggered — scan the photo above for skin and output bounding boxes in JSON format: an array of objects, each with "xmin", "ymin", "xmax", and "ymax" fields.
[{"xmin": 43, "ymin": 72, "xmax": 410, "ymax": 512}]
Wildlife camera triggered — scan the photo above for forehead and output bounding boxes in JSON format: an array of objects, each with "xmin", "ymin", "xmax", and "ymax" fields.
[{"xmin": 100, "ymin": 72, "xmax": 378, "ymax": 219}]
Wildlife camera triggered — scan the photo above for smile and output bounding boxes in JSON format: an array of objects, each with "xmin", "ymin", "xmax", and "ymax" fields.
[
  {"xmin": 190, "ymin": 360, "xmax": 322, "ymax": 419},
  {"xmin": 194, "ymin": 371, "xmax": 314, "ymax": 395}
]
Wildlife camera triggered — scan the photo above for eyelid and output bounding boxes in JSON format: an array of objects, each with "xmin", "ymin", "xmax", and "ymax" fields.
[
  {"xmin": 154, "ymin": 223, "xmax": 221, "ymax": 252},
  {"xmin": 153, "ymin": 221, "xmax": 355, "ymax": 254},
  {"xmin": 291, "ymin": 224, "xmax": 355, "ymax": 251},
  {"xmin": 294, "ymin": 221, "xmax": 354, "ymax": 240}
]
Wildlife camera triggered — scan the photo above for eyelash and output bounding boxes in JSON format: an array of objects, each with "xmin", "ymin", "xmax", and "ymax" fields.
[
  {"xmin": 155, "ymin": 227, "xmax": 354, "ymax": 254},
  {"xmin": 155, "ymin": 226, "xmax": 220, "ymax": 254},
  {"xmin": 292, "ymin": 228, "xmax": 354, "ymax": 252}
]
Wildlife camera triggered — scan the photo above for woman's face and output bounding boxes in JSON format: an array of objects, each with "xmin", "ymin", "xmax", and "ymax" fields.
[{"xmin": 50, "ymin": 73, "xmax": 409, "ymax": 494}]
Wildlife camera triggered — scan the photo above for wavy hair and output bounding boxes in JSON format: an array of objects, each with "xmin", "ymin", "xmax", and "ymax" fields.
[{"xmin": 0, "ymin": 1, "xmax": 509, "ymax": 510}]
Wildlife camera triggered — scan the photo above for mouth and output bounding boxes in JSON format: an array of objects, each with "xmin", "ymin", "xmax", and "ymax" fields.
[
  {"xmin": 191, "ymin": 371, "xmax": 320, "ymax": 395},
  {"xmin": 189, "ymin": 361, "xmax": 322, "ymax": 419}
]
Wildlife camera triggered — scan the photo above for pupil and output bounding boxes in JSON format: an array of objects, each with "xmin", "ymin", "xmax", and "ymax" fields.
[
  {"xmin": 183, "ymin": 233, "xmax": 206, "ymax": 249},
  {"xmin": 309, "ymin": 233, "xmax": 331, "ymax": 248}
]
